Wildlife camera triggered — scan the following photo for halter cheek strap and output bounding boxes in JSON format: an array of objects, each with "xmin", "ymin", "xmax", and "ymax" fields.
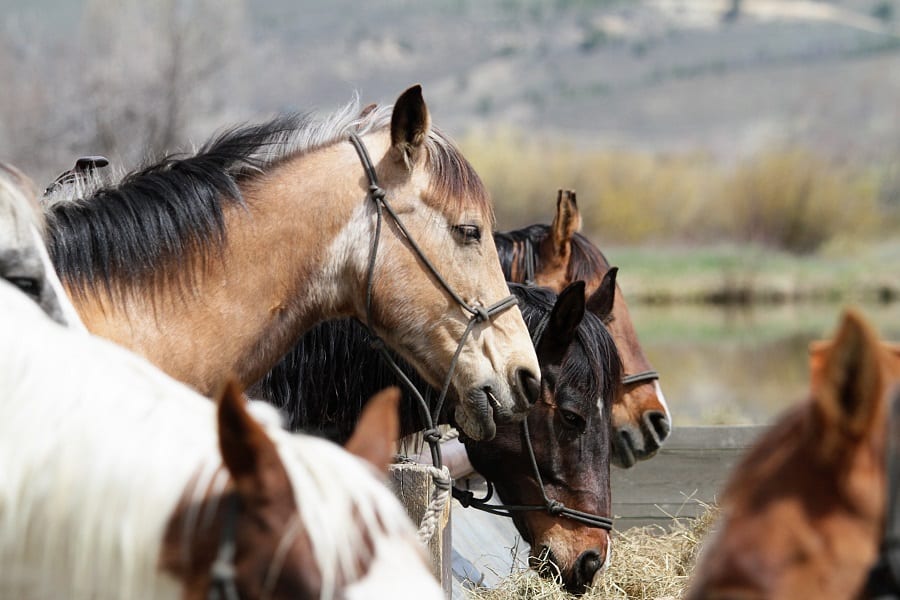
[{"xmin": 347, "ymin": 132, "xmax": 519, "ymax": 470}]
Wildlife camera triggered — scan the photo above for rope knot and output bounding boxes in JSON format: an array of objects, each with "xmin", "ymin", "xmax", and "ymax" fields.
[
  {"xmin": 547, "ymin": 500, "xmax": 564, "ymax": 515},
  {"xmin": 422, "ymin": 428, "xmax": 442, "ymax": 445},
  {"xmin": 369, "ymin": 184, "xmax": 386, "ymax": 201},
  {"xmin": 472, "ymin": 306, "xmax": 490, "ymax": 322},
  {"xmin": 455, "ymin": 489, "xmax": 474, "ymax": 508}
]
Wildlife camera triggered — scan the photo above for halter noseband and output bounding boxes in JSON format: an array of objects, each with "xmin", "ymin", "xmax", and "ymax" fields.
[
  {"xmin": 452, "ymin": 314, "xmax": 614, "ymax": 532},
  {"xmin": 347, "ymin": 132, "xmax": 519, "ymax": 469},
  {"xmin": 520, "ymin": 238, "xmax": 659, "ymax": 391}
]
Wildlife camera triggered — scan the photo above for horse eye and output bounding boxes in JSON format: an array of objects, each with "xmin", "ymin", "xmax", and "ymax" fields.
[
  {"xmin": 7, "ymin": 276, "xmax": 41, "ymax": 299},
  {"xmin": 451, "ymin": 224, "xmax": 481, "ymax": 244},
  {"xmin": 559, "ymin": 408, "xmax": 585, "ymax": 432}
]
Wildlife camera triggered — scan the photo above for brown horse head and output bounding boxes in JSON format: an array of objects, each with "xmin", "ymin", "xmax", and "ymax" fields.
[
  {"xmin": 162, "ymin": 382, "xmax": 440, "ymax": 599},
  {"xmin": 463, "ymin": 281, "xmax": 623, "ymax": 594},
  {"xmin": 686, "ymin": 309, "xmax": 900, "ymax": 600},
  {"xmin": 494, "ymin": 189, "xmax": 670, "ymax": 466},
  {"xmin": 45, "ymin": 85, "xmax": 539, "ymax": 442}
]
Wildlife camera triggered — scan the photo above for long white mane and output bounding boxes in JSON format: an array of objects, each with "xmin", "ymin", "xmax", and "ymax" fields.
[{"xmin": 0, "ymin": 281, "xmax": 429, "ymax": 599}]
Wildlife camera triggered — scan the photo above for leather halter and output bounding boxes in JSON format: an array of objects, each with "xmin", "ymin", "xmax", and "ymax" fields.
[
  {"xmin": 865, "ymin": 386, "xmax": 900, "ymax": 597},
  {"xmin": 452, "ymin": 314, "xmax": 614, "ymax": 532},
  {"xmin": 520, "ymin": 238, "xmax": 659, "ymax": 390},
  {"xmin": 347, "ymin": 132, "xmax": 519, "ymax": 469}
]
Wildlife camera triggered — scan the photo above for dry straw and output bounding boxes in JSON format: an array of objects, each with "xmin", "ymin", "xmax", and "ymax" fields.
[{"xmin": 465, "ymin": 504, "xmax": 719, "ymax": 600}]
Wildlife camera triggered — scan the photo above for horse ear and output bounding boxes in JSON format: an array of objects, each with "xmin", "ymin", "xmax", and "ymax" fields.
[
  {"xmin": 345, "ymin": 386, "xmax": 401, "ymax": 474},
  {"xmin": 586, "ymin": 267, "xmax": 617, "ymax": 322},
  {"xmin": 216, "ymin": 378, "xmax": 284, "ymax": 500},
  {"xmin": 536, "ymin": 281, "xmax": 586, "ymax": 366},
  {"xmin": 549, "ymin": 189, "xmax": 582, "ymax": 260},
  {"xmin": 390, "ymin": 85, "xmax": 430, "ymax": 169},
  {"xmin": 813, "ymin": 310, "xmax": 885, "ymax": 458}
]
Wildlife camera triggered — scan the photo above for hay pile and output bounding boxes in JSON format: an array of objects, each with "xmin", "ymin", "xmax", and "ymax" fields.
[{"xmin": 465, "ymin": 506, "xmax": 719, "ymax": 600}]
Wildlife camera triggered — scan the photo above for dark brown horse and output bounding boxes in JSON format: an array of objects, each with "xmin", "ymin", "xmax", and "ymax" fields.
[
  {"xmin": 686, "ymin": 310, "xmax": 900, "ymax": 600},
  {"xmin": 495, "ymin": 189, "xmax": 670, "ymax": 467},
  {"xmin": 250, "ymin": 280, "xmax": 622, "ymax": 594}
]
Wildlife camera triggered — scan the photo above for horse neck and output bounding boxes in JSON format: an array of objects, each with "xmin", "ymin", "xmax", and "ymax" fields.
[{"xmin": 75, "ymin": 137, "xmax": 382, "ymax": 394}]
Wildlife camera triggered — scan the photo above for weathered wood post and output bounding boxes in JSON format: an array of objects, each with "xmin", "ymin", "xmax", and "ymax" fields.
[{"xmin": 389, "ymin": 463, "xmax": 452, "ymax": 598}]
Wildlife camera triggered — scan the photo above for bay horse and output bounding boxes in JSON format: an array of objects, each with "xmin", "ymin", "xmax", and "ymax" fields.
[
  {"xmin": 0, "ymin": 279, "xmax": 441, "ymax": 600},
  {"xmin": 251, "ymin": 279, "xmax": 622, "ymax": 594},
  {"xmin": 0, "ymin": 162, "xmax": 82, "ymax": 327},
  {"xmin": 686, "ymin": 309, "xmax": 900, "ymax": 600},
  {"xmin": 43, "ymin": 85, "xmax": 539, "ymax": 441},
  {"xmin": 494, "ymin": 189, "xmax": 671, "ymax": 467}
]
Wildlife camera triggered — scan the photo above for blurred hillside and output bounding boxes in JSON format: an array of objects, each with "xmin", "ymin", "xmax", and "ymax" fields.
[{"xmin": 1, "ymin": 0, "xmax": 899, "ymax": 244}]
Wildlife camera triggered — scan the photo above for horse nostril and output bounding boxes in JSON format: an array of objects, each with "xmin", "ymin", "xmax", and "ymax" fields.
[
  {"xmin": 575, "ymin": 549, "xmax": 603, "ymax": 588},
  {"xmin": 516, "ymin": 367, "xmax": 540, "ymax": 406},
  {"xmin": 643, "ymin": 410, "xmax": 671, "ymax": 446}
]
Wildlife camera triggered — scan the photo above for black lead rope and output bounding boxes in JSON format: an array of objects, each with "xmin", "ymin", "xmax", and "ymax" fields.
[
  {"xmin": 451, "ymin": 315, "xmax": 614, "ymax": 532},
  {"xmin": 347, "ymin": 132, "xmax": 519, "ymax": 470}
]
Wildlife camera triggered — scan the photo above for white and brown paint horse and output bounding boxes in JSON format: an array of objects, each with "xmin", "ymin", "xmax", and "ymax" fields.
[
  {"xmin": 0, "ymin": 161, "xmax": 82, "ymax": 328},
  {"xmin": 44, "ymin": 85, "xmax": 539, "ymax": 441},
  {"xmin": 0, "ymin": 279, "xmax": 441, "ymax": 600}
]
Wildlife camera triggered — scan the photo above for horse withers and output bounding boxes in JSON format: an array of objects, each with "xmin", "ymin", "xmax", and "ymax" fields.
[
  {"xmin": 43, "ymin": 85, "xmax": 539, "ymax": 441},
  {"xmin": 0, "ymin": 279, "xmax": 440, "ymax": 599},
  {"xmin": 686, "ymin": 310, "xmax": 900, "ymax": 599},
  {"xmin": 494, "ymin": 189, "xmax": 670, "ymax": 467}
]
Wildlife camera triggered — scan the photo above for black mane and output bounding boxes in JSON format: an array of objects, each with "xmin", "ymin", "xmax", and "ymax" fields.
[
  {"xmin": 494, "ymin": 225, "xmax": 611, "ymax": 285},
  {"xmin": 248, "ymin": 283, "xmax": 621, "ymax": 442},
  {"xmin": 46, "ymin": 114, "xmax": 313, "ymax": 301}
]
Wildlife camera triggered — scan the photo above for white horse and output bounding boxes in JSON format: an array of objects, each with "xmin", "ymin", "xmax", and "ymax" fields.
[
  {"xmin": 0, "ymin": 279, "xmax": 440, "ymax": 600},
  {"xmin": 0, "ymin": 162, "xmax": 84, "ymax": 329}
]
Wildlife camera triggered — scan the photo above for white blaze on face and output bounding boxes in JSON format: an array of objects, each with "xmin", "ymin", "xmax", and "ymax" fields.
[{"xmin": 654, "ymin": 380, "xmax": 672, "ymax": 425}]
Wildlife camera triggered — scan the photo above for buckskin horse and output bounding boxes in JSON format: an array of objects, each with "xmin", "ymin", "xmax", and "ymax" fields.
[
  {"xmin": 42, "ymin": 85, "xmax": 539, "ymax": 441},
  {"xmin": 0, "ymin": 279, "xmax": 441, "ymax": 600},
  {"xmin": 686, "ymin": 309, "xmax": 900, "ymax": 599},
  {"xmin": 495, "ymin": 189, "xmax": 670, "ymax": 467},
  {"xmin": 251, "ymin": 279, "xmax": 623, "ymax": 594}
]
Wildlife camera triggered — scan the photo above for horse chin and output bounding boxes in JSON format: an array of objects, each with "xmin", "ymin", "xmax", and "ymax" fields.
[{"xmin": 453, "ymin": 389, "xmax": 497, "ymax": 441}]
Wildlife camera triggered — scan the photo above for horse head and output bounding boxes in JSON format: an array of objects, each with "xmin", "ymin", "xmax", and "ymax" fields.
[
  {"xmin": 686, "ymin": 309, "xmax": 900, "ymax": 599},
  {"xmin": 0, "ymin": 162, "xmax": 80, "ymax": 327},
  {"xmin": 163, "ymin": 382, "xmax": 441, "ymax": 599},
  {"xmin": 462, "ymin": 281, "xmax": 622, "ymax": 594},
  {"xmin": 494, "ymin": 189, "xmax": 670, "ymax": 467}
]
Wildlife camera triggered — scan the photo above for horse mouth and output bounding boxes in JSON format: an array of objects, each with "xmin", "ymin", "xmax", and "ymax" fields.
[{"xmin": 454, "ymin": 386, "xmax": 499, "ymax": 441}]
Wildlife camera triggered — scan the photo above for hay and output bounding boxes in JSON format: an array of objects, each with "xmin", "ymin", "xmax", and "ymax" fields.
[{"xmin": 464, "ymin": 504, "xmax": 719, "ymax": 600}]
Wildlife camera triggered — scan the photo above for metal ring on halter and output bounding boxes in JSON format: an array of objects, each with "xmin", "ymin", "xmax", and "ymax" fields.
[{"xmin": 347, "ymin": 132, "xmax": 520, "ymax": 470}]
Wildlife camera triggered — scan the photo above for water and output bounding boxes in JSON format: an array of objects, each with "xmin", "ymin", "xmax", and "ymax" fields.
[{"xmin": 627, "ymin": 302, "xmax": 900, "ymax": 426}]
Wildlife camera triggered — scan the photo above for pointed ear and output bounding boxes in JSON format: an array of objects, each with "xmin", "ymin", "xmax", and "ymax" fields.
[
  {"xmin": 814, "ymin": 310, "xmax": 886, "ymax": 457},
  {"xmin": 390, "ymin": 85, "xmax": 430, "ymax": 169},
  {"xmin": 345, "ymin": 386, "xmax": 400, "ymax": 474},
  {"xmin": 536, "ymin": 281, "xmax": 586, "ymax": 366},
  {"xmin": 217, "ymin": 378, "xmax": 284, "ymax": 501},
  {"xmin": 548, "ymin": 189, "xmax": 582, "ymax": 260},
  {"xmin": 586, "ymin": 267, "xmax": 617, "ymax": 322}
]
